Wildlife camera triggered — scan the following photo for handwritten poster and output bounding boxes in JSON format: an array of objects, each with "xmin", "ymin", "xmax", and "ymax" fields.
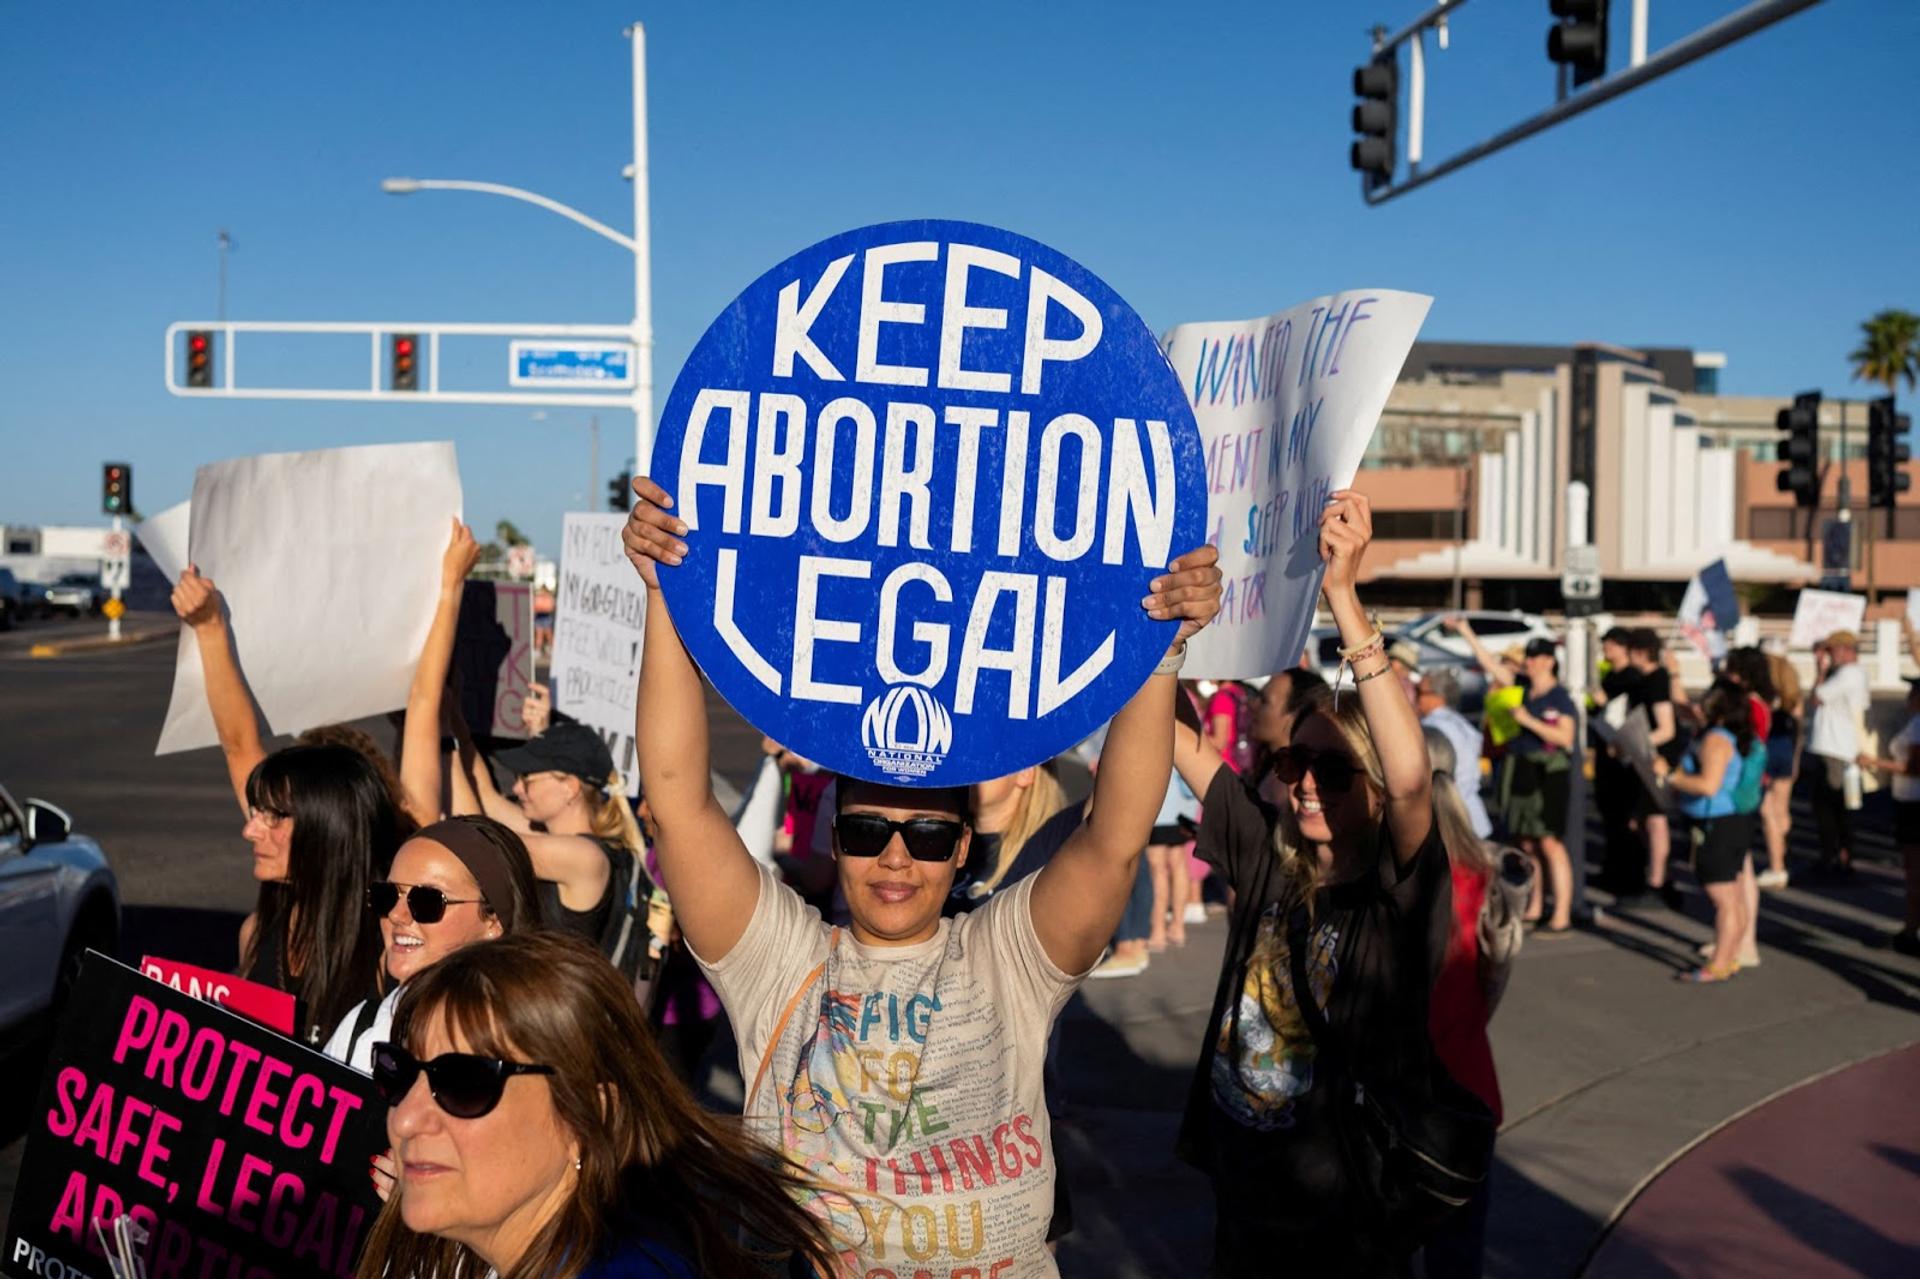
[
  {"xmin": 454, "ymin": 582, "xmax": 535, "ymax": 740},
  {"xmin": 1168, "ymin": 291, "xmax": 1431, "ymax": 680},
  {"xmin": 549, "ymin": 513, "xmax": 645, "ymax": 795},
  {"xmin": 3, "ymin": 954, "xmax": 384, "ymax": 1279},
  {"xmin": 1788, "ymin": 588, "xmax": 1866, "ymax": 650}
]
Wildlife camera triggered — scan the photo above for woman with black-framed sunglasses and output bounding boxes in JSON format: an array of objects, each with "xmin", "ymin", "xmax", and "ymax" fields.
[
  {"xmin": 353, "ymin": 931, "xmax": 838, "ymax": 1279},
  {"xmin": 321, "ymin": 817, "xmax": 542, "ymax": 1076}
]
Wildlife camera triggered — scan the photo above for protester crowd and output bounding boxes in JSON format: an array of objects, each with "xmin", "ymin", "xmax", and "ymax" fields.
[{"xmin": 157, "ymin": 470, "xmax": 1920, "ymax": 1279}]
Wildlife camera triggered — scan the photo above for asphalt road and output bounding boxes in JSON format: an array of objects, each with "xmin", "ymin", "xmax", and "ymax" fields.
[{"xmin": 4, "ymin": 643, "xmax": 1918, "ymax": 1275}]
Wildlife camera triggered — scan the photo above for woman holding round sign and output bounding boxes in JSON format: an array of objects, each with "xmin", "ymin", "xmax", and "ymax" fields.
[
  {"xmin": 624, "ymin": 220, "xmax": 1222, "ymax": 1276},
  {"xmin": 1163, "ymin": 491, "xmax": 1491, "ymax": 1275}
]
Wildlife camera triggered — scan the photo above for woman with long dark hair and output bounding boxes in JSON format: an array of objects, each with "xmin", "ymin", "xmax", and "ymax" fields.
[
  {"xmin": 356, "ymin": 931, "xmax": 840, "ymax": 1279},
  {"xmin": 240, "ymin": 743, "xmax": 402, "ymax": 1044}
]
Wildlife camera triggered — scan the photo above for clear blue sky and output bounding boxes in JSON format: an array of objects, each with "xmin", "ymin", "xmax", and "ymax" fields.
[{"xmin": 3, "ymin": 0, "xmax": 1914, "ymax": 558}]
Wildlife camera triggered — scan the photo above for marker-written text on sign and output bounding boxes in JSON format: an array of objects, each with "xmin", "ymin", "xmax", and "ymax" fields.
[
  {"xmin": 1169, "ymin": 291, "xmax": 1433, "ymax": 681},
  {"xmin": 653, "ymin": 220, "xmax": 1206, "ymax": 786}
]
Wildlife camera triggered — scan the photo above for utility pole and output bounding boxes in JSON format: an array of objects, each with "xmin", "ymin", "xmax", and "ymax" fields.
[{"xmin": 590, "ymin": 414, "xmax": 601, "ymax": 516}]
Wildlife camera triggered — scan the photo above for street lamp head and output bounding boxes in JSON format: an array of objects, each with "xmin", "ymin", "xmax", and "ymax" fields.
[{"xmin": 381, "ymin": 177, "xmax": 421, "ymax": 195}]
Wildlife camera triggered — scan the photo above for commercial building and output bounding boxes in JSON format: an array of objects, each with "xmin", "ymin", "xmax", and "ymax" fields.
[{"xmin": 1353, "ymin": 341, "xmax": 1918, "ymax": 612}]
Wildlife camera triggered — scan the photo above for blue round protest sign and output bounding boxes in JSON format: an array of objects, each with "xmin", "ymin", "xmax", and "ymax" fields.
[{"xmin": 652, "ymin": 220, "xmax": 1206, "ymax": 787}]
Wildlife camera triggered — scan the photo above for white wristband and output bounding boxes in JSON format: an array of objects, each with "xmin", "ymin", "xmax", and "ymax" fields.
[{"xmin": 1154, "ymin": 643, "xmax": 1187, "ymax": 677}]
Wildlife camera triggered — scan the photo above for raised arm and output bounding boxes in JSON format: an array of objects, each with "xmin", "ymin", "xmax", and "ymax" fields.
[
  {"xmin": 1030, "ymin": 546, "xmax": 1222, "ymax": 974},
  {"xmin": 172, "ymin": 568, "xmax": 267, "ymax": 813},
  {"xmin": 1323, "ymin": 492, "xmax": 1433, "ymax": 862},
  {"xmin": 398, "ymin": 520, "xmax": 479, "ymax": 828},
  {"xmin": 622, "ymin": 477, "xmax": 763, "ymax": 962},
  {"xmin": 1444, "ymin": 615, "xmax": 1515, "ymax": 688},
  {"xmin": 1171, "ymin": 685, "xmax": 1227, "ymax": 802},
  {"xmin": 445, "ymin": 700, "xmax": 530, "ymax": 830}
]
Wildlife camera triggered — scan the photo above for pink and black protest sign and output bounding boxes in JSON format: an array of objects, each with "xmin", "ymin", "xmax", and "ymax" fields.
[{"xmin": 3, "ymin": 954, "xmax": 385, "ymax": 1279}]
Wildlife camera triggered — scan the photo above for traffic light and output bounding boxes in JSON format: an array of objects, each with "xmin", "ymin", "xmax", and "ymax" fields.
[
  {"xmin": 607, "ymin": 470, "xmax": 632, "ymax": 512},
  {"xmin": 102, "ymin": 462, "xmax": 132, "ymax": 517},
  {"xmin": 1548, "ymin": 0, "xmax": 1609, "ymax": 88},
  {"xmin": 1868, "ymin": 395, "xmax": 1912, "ymax": 510},
  {"xmin": 391, "ymin": 333, "xmax": 420, "ymax": 392},
  {"xmin": 1349, "ymin": 52, "xmax": 1397, "ymax": 189},
  {"xmin": 1774, "ymin": 390, "xmax": 1821, "ymax": 510},
  {"xmin": 185, "ymin": 330, "xmax": 214, "ymax": 388}
]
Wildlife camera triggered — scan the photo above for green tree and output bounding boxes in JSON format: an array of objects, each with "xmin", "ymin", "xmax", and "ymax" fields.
[
  {"xmin": 494, "ymin": 519, "xmax": 529, "ymax": 547},
  {"xmin": 1849, "ymin": 308, "xmax": 1920, "ymax": 395}
]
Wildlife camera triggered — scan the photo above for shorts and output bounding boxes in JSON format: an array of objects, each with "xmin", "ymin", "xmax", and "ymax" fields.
[
  {"xmin": 1897, "ymin": 800, "xmax": 1920, "ymax": 846},
  {"xmin": 1691, "ymin": 814, "xmax": 1752, "ymax": 884},
  {"xmin": 1765, "ymin": 734, "xmax": 1796, "ymax": 781},
  {"xmin": 1499, "ymin": 753, "xmax": 1570, "ymax": 840}
]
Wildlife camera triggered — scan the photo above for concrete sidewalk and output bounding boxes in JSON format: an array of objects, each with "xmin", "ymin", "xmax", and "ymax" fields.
[{"xmin": 1046, "ymin": 844, "xmax": 1920, "ymax": 1276}]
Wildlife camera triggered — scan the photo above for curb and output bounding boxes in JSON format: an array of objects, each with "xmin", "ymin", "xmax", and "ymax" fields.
[{"xmin": 21, "ymin": 627, "xmax": 176, "ymax": 658}]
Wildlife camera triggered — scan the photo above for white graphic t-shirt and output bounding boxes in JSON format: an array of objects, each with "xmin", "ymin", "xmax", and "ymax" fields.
[{"xmin": 697, "ymin": 863, "xmax": 1077, "ymax": 1278}]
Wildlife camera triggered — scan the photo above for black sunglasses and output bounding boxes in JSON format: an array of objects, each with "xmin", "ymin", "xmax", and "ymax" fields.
[
  {"xmin": 370, "ymin": 1042, "xmax": 555, "ymax": 1119},
  {"xmin": 366, "ymin": 882, "xmax": 486, "ymax": 925},
  {"xmin": 834, "ymin": 813, "xmax": 967, "ymax": 861},
  {"xmin": 1267, "ymin": 746, "xmax": 1361, "ymax": 794}
]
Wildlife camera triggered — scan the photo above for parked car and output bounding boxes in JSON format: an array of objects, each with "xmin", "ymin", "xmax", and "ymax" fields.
[
  {"xmin": 1397, "ymin": 609, "xmax": 1559, "ymax": 661},
  {"xmin": 0, "ymin": 568, "xmax": 26, "ymax": 630},
  {"xmin": 40, "ymin": 572, "xmax": 105, "ymax": 617},
  {"xmin": 0, "ymin": 783, "xmax": 119, "ymax": 1044},
  {"xmin": 1307, "ymin": 625, "xmax": 1491, "ymax": 717}
]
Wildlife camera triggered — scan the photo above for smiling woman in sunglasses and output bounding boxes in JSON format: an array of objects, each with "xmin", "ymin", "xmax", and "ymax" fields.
[
  {"xmin": 1163, "ymin": 491, "xmax": 1489, "ymax": 1277},
  {"xmin": 355, "ymin": 931, "xmax": 839, "ymax": 1279},
  {"xmin": 619, "ymin": 474, "xmax": 1221, "ymax": 1277},
  {"xmin": 321, "ymin": 815, "xmax": 543, "ymax": 1073}
]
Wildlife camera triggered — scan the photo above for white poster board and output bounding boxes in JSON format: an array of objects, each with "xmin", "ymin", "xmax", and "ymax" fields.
[
  {"xmin": 135, "ymin": 501, "xmax": 192, "ymax": 585},
  {"xmin": 549, "ymin": 513, "xmax": 646, "ymax": 795},
  {"xmin": 1788, "ymin": 589, "xmax": 1867, "ymax": 650},
  {"xmin": 157, "ymin": 443, "xmax": 461, "ymax": 754},
  {"xmin": 1168, "ymin": 290, "xmax": 1432, "ymax": 679}
]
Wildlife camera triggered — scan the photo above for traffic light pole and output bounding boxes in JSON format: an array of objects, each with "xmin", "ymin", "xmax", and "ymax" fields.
[
  {"xmin": 1360, "ymin": 0, "xmax": 1824, "ymax": 206},
  {"xmin": 108, "ymin": 514, "xmax": 123, "ymax": 644}
]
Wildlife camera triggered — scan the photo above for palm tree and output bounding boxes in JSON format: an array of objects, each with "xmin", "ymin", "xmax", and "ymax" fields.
[
  {"xmin": 494, "ymin": 518, "xmax": 530, "ymax": 547},
  {"xmin": 1850, "ymin": 308, "xmax": 1920, "ymax": 395}
]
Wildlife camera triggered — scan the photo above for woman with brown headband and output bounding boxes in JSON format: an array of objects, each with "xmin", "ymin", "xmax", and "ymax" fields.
[
  {"xmin": 356, "ymin": 932, "xmax": 839, "ymax": 1279},
  {"xmin": 323, "ymin": 815, "xmax": 543, "ymax": 1071}
]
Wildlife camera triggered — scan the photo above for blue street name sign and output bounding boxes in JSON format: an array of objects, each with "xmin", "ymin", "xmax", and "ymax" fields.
[
  {"xmin": 509, "ymin": 341, "xmax": 635, "ymax": 388},
  {"xmin": 650, "ymin": 219, "xmax": 1207, "ymax": 787}
]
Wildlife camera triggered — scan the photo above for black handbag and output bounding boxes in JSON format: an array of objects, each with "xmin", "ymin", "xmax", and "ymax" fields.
[{"xmin": 1286, "ymin": 906, "xmax": 1496, "ymax": 1244}]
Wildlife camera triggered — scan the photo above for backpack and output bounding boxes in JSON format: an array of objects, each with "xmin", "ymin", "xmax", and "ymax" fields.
[{"xmin": 1731, "ymin": 736, "xmax": 1767, "ymax": 816}]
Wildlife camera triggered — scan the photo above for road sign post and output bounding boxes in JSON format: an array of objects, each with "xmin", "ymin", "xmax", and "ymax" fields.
[{"xmin": 104, "ymin": 517, "xmax": 128, "ymax": 641}]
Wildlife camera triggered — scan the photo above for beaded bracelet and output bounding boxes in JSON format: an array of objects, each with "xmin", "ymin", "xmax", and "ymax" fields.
[{"xmin": 1336, "ymin": 626, "xmax": 1384, "ymax": 660}]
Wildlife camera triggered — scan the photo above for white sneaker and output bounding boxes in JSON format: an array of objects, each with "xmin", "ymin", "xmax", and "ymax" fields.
[
  {"xmin": 1184, "ymin": 903, "xmax": 1209, "ymax": 925},
  {"xmin": 1089, "ymin": 951, "xmax": 1150, "ymax": 979},
  {"xmin": 1757, "ymin": 870, "xmax": 1789, "ymax": 890}
]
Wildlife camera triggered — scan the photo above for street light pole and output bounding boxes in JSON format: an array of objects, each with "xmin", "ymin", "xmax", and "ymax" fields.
[
  {"xmin": 627, "ymin": 22, "xmax": 655, "ymax": 479},
  {"xmin": 380, "ymin": 20, "xmax": 657, "ymax": 478}
]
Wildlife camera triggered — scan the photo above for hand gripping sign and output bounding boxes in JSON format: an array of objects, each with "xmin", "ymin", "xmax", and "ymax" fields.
[{"xmin": 652, "ymin": 220, "xmax": 1206, "ymax": 787}]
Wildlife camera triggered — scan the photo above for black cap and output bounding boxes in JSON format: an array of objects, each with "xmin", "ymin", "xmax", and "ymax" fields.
[
  {"xmin": 494, "ymin": 722, "xmax": 616, "ymax": 786},
  {"xmin": 1524, "ymin": 638, "xmax": 1558, "ymax": 658}
]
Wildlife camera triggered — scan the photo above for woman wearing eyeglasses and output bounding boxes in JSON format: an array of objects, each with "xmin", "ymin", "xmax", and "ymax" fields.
[
  {"xmin": 323, "ymin": 815, "xmax": 544, "ymax": 1072},
  {"xmin": 619, "ymin": 474, "xmax": 1221, "ymax": 1276},
  {"xmin": 1165, "ymin": 492, "xmax": 1484, "ymax": 1276},
  {"xmin": 356, "ymin": 931, "xmax": 840, "ymax": 1279}
]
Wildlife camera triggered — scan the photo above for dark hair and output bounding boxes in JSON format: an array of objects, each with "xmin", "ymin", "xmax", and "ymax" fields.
[
  {"xmin": 244, "ymin": 744, "xmax": 401, "ymax": 1040},
  {"xmin": 1723, "ymin": 647, "xmax": 1774, "ymax": 703},
  {"xmin": 408, "ymin": 815, "xmax": 546, "ymax": 936},
  {"xmin": 296, "ymin": 723, "xmax": 419, "ymax": 837},
  {"xmin": 1601, "ymin": 626, "xmax": 1632, "ymax": 647},
  {"xmin": 1628, "ymin": 627, "xmax": 1663, "ymax": 659},
  {"xmin": 1253, "ymin": 669, "xmax": 1335, "ymax": 779},
  {"xmin": 356, "ymin": 933, "xmax": 840, "ymax": 1279},
  {"xmin": 833, "ymin": 775, "xmax": 971, "ymax": 823},
  {"xmin": 1699, "ymin": 679, "xmax": 1757, "ymax": 754}
]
